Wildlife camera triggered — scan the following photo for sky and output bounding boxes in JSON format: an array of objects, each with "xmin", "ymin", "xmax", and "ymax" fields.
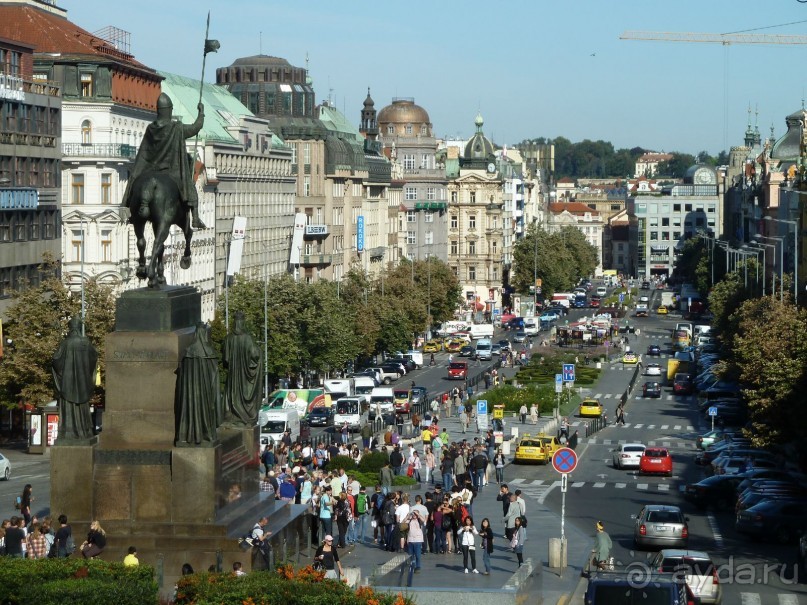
[{"xmin": 63, "ymin": 0, "xmax": 807, "ymax": 156}]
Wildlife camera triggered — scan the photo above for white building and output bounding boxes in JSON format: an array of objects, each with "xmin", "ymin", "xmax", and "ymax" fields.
[{"xmin": 547, "ymin": 201, "xmax": 604, "ymax": 271}]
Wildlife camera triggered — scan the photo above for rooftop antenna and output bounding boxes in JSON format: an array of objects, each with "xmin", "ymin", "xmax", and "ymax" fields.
[
  {"xmin": 259, "ymin": 31, "xmax": 262, "ymax": 55},
  {"xmin": 305, "ymin": 51, "xmax": 309, "ymax": 71}
]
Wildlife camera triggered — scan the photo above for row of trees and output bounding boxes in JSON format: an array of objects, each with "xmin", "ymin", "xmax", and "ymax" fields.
[
  {"xmin": 674, "ymin": 244, "xmax": 807, "ymax": 448},
  {"xmin": 0, "ymin": 256, "xmax": 461, "ymax": 409},
  {"xmin": 509, "ymin": 225, "xmax": 599, "ymax": 299},
  {"xmin": 517, "ymin": 136, "xmax": 729, "ymax": 179}
]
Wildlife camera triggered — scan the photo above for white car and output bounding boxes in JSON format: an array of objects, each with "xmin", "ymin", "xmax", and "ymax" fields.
[
  {"xmin": 0, "ymin": 452, "xmax": 10, "ymax": 480},
  {"xmin": 612, "ymin": 443, "xmax": 646, "ymax": 469},
  {"xmin": 645, "ymin": 363, "xmax": 662, "ymax": 376},
  {"xmin": 639, "ymin": 295, "xmax": 650, "ymax": 304},
  {"xmin": 596, "ymin": 287, "xmax": 607, "ymax": 297}
]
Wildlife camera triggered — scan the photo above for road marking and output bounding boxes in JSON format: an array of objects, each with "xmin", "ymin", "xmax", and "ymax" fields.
[
  {"xmin": 662, "ymin": 441, "xmax": 671, "ymax": 447},
  {"xmin": 594, "ymin": 393, "xmax": 603, "ymax": 399},
  {"xmin": 603, "ymin": 439, "xmax": 612, "ymax": 445},
  {"xmin": 673, "ymin": 425, "xmax": 682, "ymax": 430},
  {"xmin": 740, "ymin": 593, "xmax": 762, "ymax": 605},
  {"xmin": 778, "ymin": 594, "xmax": 799, "ymax": 605},
  {"xmin": 661, "ymin": 425, "xmax": 669, "ymax": 430},
  {"xmin": 707, "ymin": 512, "xmax": 725, "ymax": 549},
  {"xmin": 648, "ymin": 440, "xmax": 656, "ymax": 446},
  {"xmin": 686, "ymin": 425, "xmax": 694, "ymax": 431},
  {"xmin": 603, "ymin": 393, "xmax": 613, "ymax": 399},
  {"xmin": 572, "ymin": 482, "xmax": 585, "ymax": 488},
  {"xmin": 658, "ymin": 484, "xmax": 670, "ymax": 491},
  {"xmin": 634, "ymin": 424, "xmax": 644, "ymax": 428},
  {"xmin": 537, "ymin": 481, "xmax": 561, "ymax": 504},
  {"xmin": 647, "ymin": 424, "xmax": 656, "ymax": 429},
  {"xmin": 618, "ymin": 440, "xmax": 626, "ymax": 445},
  {"xmin": 593, "ymin": 482, "xmax": 606, "ymax": 488},
  {"xmin": 666, "ymin": 395, "xmax": 673, "ymax": 400},
  {"xmin": 509, "ymin": 478, "xmax": 525, "ymax": 484},
  {"xmin": 637, "ymin": 484, "xmax": 649, "ymax": 490},
  {"xmin": 529, "ymin": 480, "xmax": 545, "ymax": 486},
  {"xmin": 615, "ymin": 483, "xmax": 627, "ymax": 489}
]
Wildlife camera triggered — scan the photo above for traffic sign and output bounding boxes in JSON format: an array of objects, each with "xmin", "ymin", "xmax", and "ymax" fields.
[
  {"xmin": 552, "ymin": 447, "xmax": 579, "ymax": 474},
  {"xmin": 619, "ymin": 293, "xmax": 625, "ymax": 303},
  {"xmin": 476, "ymin": 399, "xmax": 488, "ymax": 416},
  {"xmin": 555, "ymin": 373, "xmax": 563, "ymax": 394},
  {"xmin": 707, "ymin": 406, "xmax": 718, "ymax": 417},
  {"xmin": 561, "ymin": 472, "xmax": 568, "ymax": 493},
  {"xmin": 562, "ymin": 364, "xmax": 575, "ymax": 382}
]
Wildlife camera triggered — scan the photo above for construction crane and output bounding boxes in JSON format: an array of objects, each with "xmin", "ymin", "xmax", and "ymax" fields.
[{"xmin": 620, "ymin": 30, "xmax": 807, "ymax": 45}]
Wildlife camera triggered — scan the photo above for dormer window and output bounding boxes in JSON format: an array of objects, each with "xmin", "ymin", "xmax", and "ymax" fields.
[
  {"xmin": 387, "ymin": 125, "xmax": 394, "ymax": 134},
  {"xmin": 421, "ymin": 124, "xmax": 428, "ymax": 135},
  {"xmin": 405, "ymin": 124, "xmax": 413, "ymax": 135},
  {"xmin": 80, "ymin": 72, "xmax": 93, "ymax": 97}
]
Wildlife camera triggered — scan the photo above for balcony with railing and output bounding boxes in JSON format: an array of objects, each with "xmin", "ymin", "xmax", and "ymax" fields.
[
  {"xmin": 299, "ymin": 253, "xmax": 333, "ymax": 266},
  {"xmin": 62, "ymin": 143, "xmax": 137, "ymax": 159}
]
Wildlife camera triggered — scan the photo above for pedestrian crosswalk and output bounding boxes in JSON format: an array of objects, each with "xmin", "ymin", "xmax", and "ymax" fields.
[
  {"xmin": 738, "ymin": 593, "xmax": 801, "ymax": 605},
  {"xmin": 582, "ymin": 436, "xmax": 695, "ymax": 449},
  {"xmin": 569, "ymin": 420, "xmax": 696, "ymax": 432},
  {"xmin": 507, "ymin": 477, "xmax": 686, "ymax": 503},
  {"xmin": 587, "ymin": 392, "xmax": 693, "ymax": 402}
]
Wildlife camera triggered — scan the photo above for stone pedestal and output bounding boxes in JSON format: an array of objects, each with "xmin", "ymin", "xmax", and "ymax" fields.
[{"xmin": 50, "ymin": 440, "xmax": 96, "ymax": 523}]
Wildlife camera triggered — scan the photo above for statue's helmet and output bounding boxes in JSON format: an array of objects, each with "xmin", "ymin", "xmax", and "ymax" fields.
[{"xmin": 156, "ymin": 93, "xmax": 173, "ymax": 120}]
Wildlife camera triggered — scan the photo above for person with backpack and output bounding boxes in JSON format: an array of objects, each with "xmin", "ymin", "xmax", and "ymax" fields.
[
  {"xmin": 511, "ymin": 515, "xmax": 527, "ymax": 568},
  {"xmin": 370, "ymin": 486, "xmax": 386, "ymax": 546},
  {"xmin": 381, "ymin": 492, "xmax": 398, "ymax": 552},
  {"xmin": 260, "ymin": 445, "xmax": 275, "ymax": 478},
  {"xmin": 354, "ymin": 485, "xmax": 369, "ymax": 544}
]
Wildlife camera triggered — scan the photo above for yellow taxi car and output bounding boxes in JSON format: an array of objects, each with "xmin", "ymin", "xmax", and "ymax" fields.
[
  {"xmin": 423, "ymin": 340, "xmax": 442, "ymax": 353},
  {"xmin": 578, "ymin": 398, "xmax": 603, "ymax": 418},
  {"xmin": 514, "ymin": 433, "xmax": 557, "ymax": 464},
  {"xmin": 656, "ymin": 306, "xmax": 668, "ymax": 315},
  {"xmin": 622, "ymin": 352, "xmax": 638, "ymax": 364},
  {"xmin": 444, "ymin": 339, "xmax": 465, "ymax": 353}
]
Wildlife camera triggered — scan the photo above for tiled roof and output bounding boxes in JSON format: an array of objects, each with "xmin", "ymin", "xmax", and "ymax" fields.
[
  {"xmin": 637, "ymin": 152, "xmax": 673, "ymax": 162},
  {"xmin": 549, "ymin": 202, "xmax": 600, "ymax": 215},
  {"xmin": 0, "ymin": 4, "xmax": 153, "ymax": 72},
  {"xmin": 557, "ymin": 177, "xmax": 575, "ymax": 184}
]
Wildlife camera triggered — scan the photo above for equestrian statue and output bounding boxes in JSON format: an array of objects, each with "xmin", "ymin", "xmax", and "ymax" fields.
[{"xmin": 121, "ymin": 93, "xmax": 206, "ymax": 288}]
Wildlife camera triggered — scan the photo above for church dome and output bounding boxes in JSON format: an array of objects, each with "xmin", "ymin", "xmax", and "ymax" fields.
[
  {"xmin": 377, "ymin": 98, "xmax": 432, "ymax": 135},
  {"xmin": 771, "ymin": 108, "xmax": 806, "ymax": 161},
  {"xmin": 230, "ymin": 55, "xmax": 291, "ymax": 68},
  {"xmin": 464, "ymin": 113, "xmax": 495, "ymax": 161}
]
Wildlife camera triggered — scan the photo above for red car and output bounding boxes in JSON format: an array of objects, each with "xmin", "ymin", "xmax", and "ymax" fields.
[
  {"xmin": 590, "ymin": 297, "xmax": 601, "ymax": 308},
  {"xmin": 673, "ymin": 373, "xmax": 694, "ymax": 395},
  {"xmin": 640, "ymin": 448, "xmax": 673, "ymax": 477},
  {"xmin": 447, "ymin": 361, "xmax": 468, "ymax": 380}
]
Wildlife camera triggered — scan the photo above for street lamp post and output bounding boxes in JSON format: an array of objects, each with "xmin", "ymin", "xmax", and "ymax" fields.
[
  {"xmin": 752, "ymin": 239, "xmax": 778, "ymax": 299},
  {"xmin": 744, "ymin": 243, "xmax": 766, "ymax": 296},
  {"xmin": 757, "ymin": 235, "xmax": 785, "ymax": 303},
  {"xmin": 764, "ymin": 216, "xmax": 799, "ymax": 306}
]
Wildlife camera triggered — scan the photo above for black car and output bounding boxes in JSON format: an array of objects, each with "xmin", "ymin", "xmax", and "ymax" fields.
[
  {"xmin": 410, "ymin": 387, "xmax": 428, "ymax": 415},
  {"xmin": 642, "ymin": 381, "xmax": 662, "ymax": 398},
  {"xmin": 736, "ymin": 498, "xmax": 807, "ymax": 542},
  {"xmin": 641, "ymin": 281, "xmax": 650, "ymax": 289},
  {"xmin": 548, "ymin": 305, "xmax": 568, "ymax": 316},
  {"xmin": 647, "ymin": 344, "xmax": 661, "ymax": 356},
  {"xmin": 459, "ymin": 345, "xmax": 474, "ymax": 357},
  {"xmin": 684, "ymin": 474, "xmax": 742, "ymax": 510},
  {"xmin": 497, "ymin": 339, "xmax": 511, "ymax": 352},
  {"xmin": 391, "ymin": 356, "xmax": 417, "ymax": 372},
  {"xmin": 307, "ymin": 406, "xmax": 334, "ymax": 427}
]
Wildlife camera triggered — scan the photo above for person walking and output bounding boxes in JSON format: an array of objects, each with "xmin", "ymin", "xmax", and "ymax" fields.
[
  {"xmin": 424, "ymin": 446, "xmax": 436, "ymax": 485},
  {"xmin": 319, "ymin": 486, "xmax": 334, "ymax": 539},
  {"xmin": 529, "ymin": 403, "xmax": 539, "ymax": 425},
  {"xmin": 361, "ymin": 422, "xmax": 372, "ymax": 449},
  {"xmin": 315, "ymin": 535, "xmax": 344, "ymax": 580},
  {"xmin": 405, "ymin": 508, "xmax": 425, "ymax": 572},
  {"xmin": 592, "ymin": 521, "xmax": 613, "ymax": 571},
  {"xmin": 335, "ymin": 493, "xmax": 351, "ymax": 549},
  {"xmin": 568, "ymin": 430, "xmax": 579, "ymax": 450},
  {"xmin": 503, "ymin": 493, "xmax": 522, "ymax": 541},
  {"xmin": 458, "ymin": 516, "xmax": 479, "ymax": 573},
  {"xmin": 479, "ymin": 518, "xmax": 494, "ymax": 575},
  {"xmin": 459, "ymin": 408, "xmax": 469, "ymax": 434},
  {"xmin": 615, "ymin": 402, "xmax": 625, "ymax": 426},
  {"xmin": 441, "ymin": 453, "xmax": 454, "ymax": 492},
  {"xmin": 494, "ymin": 449, "xmax": 506, "ymax": 484},
  {"xmin": 511, "ymin": 516, "xmax": 527, "ymax": 568},
  {"xmin": 19, "ymin": 484, "xmax": 33, "ymax": 527},
  {"xmin": 519, "ymin": 404, "xmax": 527, "ymax": 424},
  {"xmin": 379, "ymin": 461, "xmax": 394, "ymax": 495}
]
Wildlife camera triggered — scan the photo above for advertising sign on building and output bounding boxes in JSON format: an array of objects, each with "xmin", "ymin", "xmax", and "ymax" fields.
[
  {"xmin": 357, "ymin": 216, "xmax": 365, "ymax": 252},
  {"xmin": 226, "ymin": 216, "xmax": 247, "ymax": 277},
  {"xmin": 289, "ymin": 213, "xmax": 306, "ymax": 265}
]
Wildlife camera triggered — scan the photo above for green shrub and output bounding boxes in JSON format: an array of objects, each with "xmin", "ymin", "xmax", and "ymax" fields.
[
  {"xmin": 324, "ymin": 454, "xmax": 357, "ymax": 472},
  {"xmin": 352, "ymin": 471, "xmax": 416, "ymax": 489},
  {"xmin": 0, "ymin": 558, "xmax": 157, "ymax": 605},
  {"xmin": 357, "ymin": 450, "xmax": 389, "ymax": 474}
]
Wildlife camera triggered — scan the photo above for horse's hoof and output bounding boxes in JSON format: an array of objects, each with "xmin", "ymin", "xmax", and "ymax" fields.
[
  {"xmin": 136, "ymin": 268, "xmax": 148, "ymax": 280},
  {"xmin": 157, "ymin": 276, "xmax": 166, "ymax": 285},
  {"xmin": 180, "ymin": 256, "xmax": 191, "ymax": 269}
]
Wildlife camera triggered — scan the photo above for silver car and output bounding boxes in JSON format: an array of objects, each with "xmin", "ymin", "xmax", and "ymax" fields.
[
  {"xmin": 651, "ymin": 549, "xmax": 722, "ymax": 604},
  {"xmin": 612, "ymin": 443, "xmax": 646, "ymax": 469},
  {"xmin": 634, "ymin": 504, "xmax": 689, "ymax": 550},
  {"xmin": 0, "ymin": 452, "xmax": 10, "ymax": 480}
]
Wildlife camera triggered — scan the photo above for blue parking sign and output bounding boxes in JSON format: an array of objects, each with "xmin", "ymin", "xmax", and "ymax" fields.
[
  {"xmin": 477, "ymin": 399, "xmax": 488, "ymax": 416},
  {"xmin": 562, "ymin": 364, "xmax": 575, "ymax": 382}
]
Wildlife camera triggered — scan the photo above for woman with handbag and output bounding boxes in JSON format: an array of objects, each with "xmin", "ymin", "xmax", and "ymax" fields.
[
  {"xmin": 511, "ymin": 516, "xmax": 527, "ymax": 568},
  {"xmin": 458, "ymin": 516, "xmax": 479, "ymax": 574},
  {"xmin": 314, "ymin": 535, "xmax": 343, "ymax": 580},
  {"xmin": 80, "ymin": 520, "xmax": 106, "ymax": 559}
]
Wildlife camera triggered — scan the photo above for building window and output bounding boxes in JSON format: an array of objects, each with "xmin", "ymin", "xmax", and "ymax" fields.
[
  {"xmin": 407, "ymin": 210, "xmax": 416, "ymax": 223},
  {"xmin": 80, "ymin": 72, "xmax": 93, "ymax": 97},
  {"xmin": 610, "ymin": 204, "xmax": 621, "ymax": 211},
  {"xmin": 470, "ymin": 191, "xmax": 476, "ymax": 203},
  {"xmin": 405, "ymin": 187, "xmax": 417, "ymax": 201},
  {"xmin": 81, "ymin": 120, "xmax": 92, "ymax": 144},
  {"xmin": 661, "ymin": 217, "xmax": 669, "ymax": 226},
  {"xmin": 493, "ymin": 267, "xmax": 498, "ymax": 281},
  {"xmin": 492, "ymin": 217, "xmax": 498, "ymax": 229},
  {"xmin": 101, "ymin": 229, "xmax": 112, "ymax": 262},
  {"xmin": 468, "ymin": 266, "xmax": 476, "ymax": 281},
  {"xmin": 290, "ymin": 144, "xmax": 297, "ymax": 165},
  {"xmin": 387, "ymin": 125, "xmax": 394, "ymax": 134},
  {"xmin": 304, "ymin": 176, "xmax": 310, "ymax": 196},
  {"xmin": 492, "ymin": 241, "xmax": 497, "ymax": 255},
  {"xmin": 661, "ymin": 232, "xmax": 670, "ymax": 241},
  {"xmin": 450, "ymin": 240, "xmax": 458, "ymax": 255},
  {"xmin": 469, "ymin": 214, "xmax": 476, "ymax": 229},
  {"xmin": 424, "ymin": 231, "xmax": 433, "ymax": 245},
  {"xmin": 0, "ymin": 214, "xmax": 9, "ymax": 242},
  {"xmin": 450, "ymin": 215, "xmax": 458, "ymax": 229},
  {"xmin": 407, "ymin": 231, "xmax": 416, "ymax": 245},
  {"xmin": 71, "ymin": 173, "xmax": 85, "ymax": 204},
  {"xmin": 673, "ymin": 204, "xmax": 681, "ymax": 212},
  {"xmin": 673, "ymin": 231, "xmax": 682, "ymax": 239},
  {"xmin": 421, "ymin": 154, "xmax": 429, "ymax": 169},
  {"xmin": 685, "ymin": 204, "xmax": 693, "ymax": 212},
  {"xmin": 424, "ymin": 212, "xmax": 434, "ymax": 223},
  {"xmin": 426, "ymin": 187, "xmax": 436, "ymax": 200},
  {"xmin": 303, "ymin": 143, "xmax": 311, "ymax": 165},
  {"xmin": 451, "ymin": 190, "xmax": 458, "ymax": 203},
  {"xmin": 468, "ymin": 241, "xmax": 476, "ymax": 255},
  {"xmin": 650, "ymin": 231, "xmax": 658, "ymax": 241},
  {"xmin": 403, "ymin": 155, "xmax": 415, "ymax": 171},
  {"xmin": 405, "ymin": 124, "xmax": 413, "ymax": 135},
  {"xmin": 101, "ymin": 173, "xmax": 111, "ymax": 204},
  {"xmin": 617, "ymin": 255, "xmax": 624, "ymax": 265},
  {"xmin": 71, "ymin": 230, "xmax": 83, "ymax": 262},
  {"xmin": 421, "ymin": 124, "xmax": 427, "ymax": 135}
]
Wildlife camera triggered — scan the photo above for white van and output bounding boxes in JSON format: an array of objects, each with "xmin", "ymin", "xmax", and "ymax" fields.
[
  {"xmin": 469, "ymin": 323, "xmax": 494, "ymax": 340},
  {"xmin": 258, "ymin": 409, "xmax": 300, "ymax": 449},
  {"xmin": 369, "ymin": 386, "xmax": 395, "ymax": 418},
  {"xmin": 475, "ymin": 338, "xmax": 493, "ymax": 361},
  {"xmin": 353, "ymin": 376, "xmax": 376, "ymax": 404},
  {"xmin": 333, "ymin": 396, "xmax": 368, "ymax": 431},
  {"xmin": 523, "ymin": 318, "xmax": 539, "ymax": 336},
  {"xmin": 324, "ymin": 378, "xmax": 353, "ymax": 401}
]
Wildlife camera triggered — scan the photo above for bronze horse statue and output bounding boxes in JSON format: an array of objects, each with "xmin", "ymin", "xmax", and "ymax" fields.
[{"xmin": 126, "ymin": 172, "xmax": 193, "ymax": 289}]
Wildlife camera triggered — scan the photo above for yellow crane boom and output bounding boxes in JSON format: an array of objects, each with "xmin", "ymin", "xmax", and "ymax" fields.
[{"xmin": 620, "ymin": 30, "xmax": 807, "ymax": 45}]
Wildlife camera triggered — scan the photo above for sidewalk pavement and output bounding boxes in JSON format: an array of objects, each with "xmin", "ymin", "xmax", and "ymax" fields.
[{"xmin": 335, "ymin": 411, "xmax": 591, "ymax": 604}]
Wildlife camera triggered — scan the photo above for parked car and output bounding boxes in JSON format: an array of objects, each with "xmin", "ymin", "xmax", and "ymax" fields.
[
  {"xmin": 673, "ymin": 373, "xmax": 695, "ymax": 396},
  {"xmin": 647, "ymin": 344, "xmax": 662, "ymax": 356},
  {"xmin": 640, "ymin": 448, "xmax": 673, "ymax": 476},
  {"xmin": 0, "ymin": 452, "xmax": 10, "ymax": 481},
  {"xmin": 651, "ymin": 549, "xmax": 722, "ymax": 605},
  {"xmin": 696, "ymin": 429, "xmax": 728, "ymax": 450},
  {"xmin": 307, "ymin": 406, "xmax": 334, "ymax": 427},
  {"xmin": 736, "ymin": 470, "xmax": 806, "ymax": 494},
  {"xmin": 643, "ymin": 381, "xmax": 662, "ymax": 398},
  {"xmin": 645, "ymin": 363, "xmax": 663, "ymax": 376},
  {"xmin": 736, "ymin": 486, "xmax": 807, "ymax": 513},
  {"xmin": 612, "ymin": 443, "xmax": 646, "ymax": 469},
  {"xmin": 584, "ymin": 571, "xmax": 694, "ymax": 605},
  {"xmin": 684, "ymin": 475, "xmax": 742, "ymax": 510},
  {"xmin": 736, "ymin": 498, "xmax": 807, "ymax": 543},
  {"xmin": 634, "ymin": 504, "xmax": 689, "ymax": 549}
]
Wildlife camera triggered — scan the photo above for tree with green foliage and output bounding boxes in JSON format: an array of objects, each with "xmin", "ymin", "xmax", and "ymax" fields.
[
  {"xmin": 728, "ymin": 296, "xmax": 807, "ymax": 447},
  {"xmin": 707, "ymin": 272, "xmax": 748, "ymax": 353},
  {"xmin": 655, "ymin": 153, "xmax": 697, "ymax": 178},
  {"xmin": 0, "ymin": 255, "xmax": 115, "ymax": 410}
]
